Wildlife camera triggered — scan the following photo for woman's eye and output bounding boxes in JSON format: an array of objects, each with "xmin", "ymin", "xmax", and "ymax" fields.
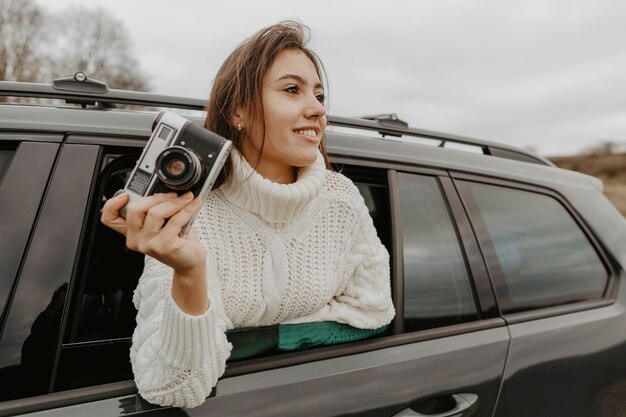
[
  {"xmin": 316, "ymin": 94, "xmax": 325, "ymax": 103},
  {"xmin": 285, "ymin": 85, "xmax": 299, "ymax": 94}
]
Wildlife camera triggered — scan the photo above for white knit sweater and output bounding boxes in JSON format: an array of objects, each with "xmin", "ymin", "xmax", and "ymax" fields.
[{"xmin": 130, "ymin": 150, "xmax": 395, "ymax": 408}]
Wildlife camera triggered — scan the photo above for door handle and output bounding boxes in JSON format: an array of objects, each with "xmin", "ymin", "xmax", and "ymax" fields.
[{"xmin": 392, "ymin": 393, "xmax": 479, "ymax": 417}]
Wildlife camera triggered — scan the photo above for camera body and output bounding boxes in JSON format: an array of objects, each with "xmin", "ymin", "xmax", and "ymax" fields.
[{"xmin": 120, "ymin": 111, "xmax": 232, "ymax": 235}]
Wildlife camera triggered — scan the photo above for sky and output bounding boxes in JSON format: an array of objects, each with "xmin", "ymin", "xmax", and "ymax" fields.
[{"xmin": 36, "ymin": 0, "xmax": 626, "ymax": 156}]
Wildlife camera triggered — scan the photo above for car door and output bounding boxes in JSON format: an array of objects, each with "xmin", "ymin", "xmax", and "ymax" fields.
[
  {"xmin": 155, "ymin": 167, "xmax": 510, "ymax": 417},
  {"xmin": 1, "ymin": 144, "xmax": 509, "ymax": 416},
  {"xmin": 455, "ymin": 175, "xmax": 626, "ymax": 417}
]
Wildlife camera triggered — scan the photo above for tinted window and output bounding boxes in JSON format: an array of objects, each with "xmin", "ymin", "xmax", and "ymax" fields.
[
  {"xmin": 397, "ymin": 173, "xmax": 477, "ymax": 331},
  {"xmin": 1, "ymin": 144, "xmax": 99, "ymax": 400},
  {"xmin": 355, "ymin": 181, "xmax": 392, "ymax": 254},
  {"xmin": 339, "ymin": 163, "xmax": 392, "ymax": 254},
  {"xmin": 56, "ymin": 153, "xmax": 141, "ymax": 392},
  {"xmin": 458, "ymin": 181, "xmax": 607, "ymax": 313},
  {"xmin": 0, "ymin": 145, "xmax": 16, "ymax": 184},
  {"xmin": 67, "ymin": 154, "xmax": 143, "ymax": 344}
]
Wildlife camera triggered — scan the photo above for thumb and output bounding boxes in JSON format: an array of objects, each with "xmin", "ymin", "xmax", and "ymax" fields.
[
  {"xmin": 101, "ymin": 192, "xmax": 130, "ymax": 234},
  {"xmin": 106, "ymin": 192, "xmax": 129, "ymax": 213}
]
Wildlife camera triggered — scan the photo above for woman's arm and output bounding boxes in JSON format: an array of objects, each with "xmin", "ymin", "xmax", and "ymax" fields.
[
  {"xmin": 101, "ymin": 192, "xmax": 232, "ymax": 407},
  {"xmin": 284, "ymin": 188, "xmax": 396, "ymax": 330},
  {"xmin": 326, "ymin": 208, "xmax": 396, "ymax": 328},
  {"xmin": 131, "ymin": 256, "xmax": 232, "ymax": 408}
]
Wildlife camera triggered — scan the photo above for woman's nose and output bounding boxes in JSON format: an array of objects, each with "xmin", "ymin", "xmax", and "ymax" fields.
[{"xmin": 304, "ymin": 94, "xmax": 325, "ymax": 119}]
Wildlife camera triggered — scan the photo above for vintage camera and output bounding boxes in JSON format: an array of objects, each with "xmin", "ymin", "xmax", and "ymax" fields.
[{"xmin": 119, "ymin": 111, "xmax": 232, "ymax": 235}]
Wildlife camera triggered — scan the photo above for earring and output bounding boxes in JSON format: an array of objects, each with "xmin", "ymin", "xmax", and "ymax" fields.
[{"xmin": 237, "ymin": 123, "xmax": 242, "ymax": 132}]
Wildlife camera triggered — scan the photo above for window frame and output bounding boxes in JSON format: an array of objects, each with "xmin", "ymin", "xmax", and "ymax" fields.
[
  {"xmin": 451, "ymin": 172, "xmax": 619, "ymax": 323},
  {"xmin": 63, "ymin": 150, "xmax": 144, "ymax": 344},
  {"xmin": 56, "ymin": 144, "xmax": 144, "ymax": 392},
  {"xmin": 394, "ymin": 171, "xmax": 494, "ymax": 332}
]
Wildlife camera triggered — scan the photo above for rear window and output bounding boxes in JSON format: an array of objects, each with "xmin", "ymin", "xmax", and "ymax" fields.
[{"xmin": 457, "ymin": 181, "xmax": 608, "ymax": 313}]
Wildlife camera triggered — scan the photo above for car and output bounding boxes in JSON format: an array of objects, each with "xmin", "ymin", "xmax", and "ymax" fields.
[{"xmin": 0, "ymin": 74, "xmax": 625, "ymax": 417}]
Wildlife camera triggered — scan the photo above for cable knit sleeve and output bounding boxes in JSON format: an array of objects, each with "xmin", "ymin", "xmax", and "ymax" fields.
[
  {"xmin": 331, "ymin": 192, "xmax": 396, "ymax": 328},
  {"xmin": 302, "ymin": 187, "xmax": 396, "ymax": 329},
  {"xmin": 130, "ymin": 255, "xmax": 232, "ymax": 408}
]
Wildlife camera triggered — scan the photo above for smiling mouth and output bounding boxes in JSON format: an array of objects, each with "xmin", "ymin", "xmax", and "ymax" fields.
[{"xmin": 294, "ymin": 129, "xmax": 317, "ymax": 137}]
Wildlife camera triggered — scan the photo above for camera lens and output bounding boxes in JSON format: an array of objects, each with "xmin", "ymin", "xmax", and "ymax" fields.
[
  {"xmin": 155, "ymin": 146, "xmax": 203, "ymax": 190},
  {"xmin": 166, "ymin": 159, "xmax": 186, "ymax": 176}
]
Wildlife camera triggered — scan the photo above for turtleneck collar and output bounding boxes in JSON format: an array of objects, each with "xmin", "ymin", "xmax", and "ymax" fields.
[{"xmin": 219, "ymin": 149, "xmax": 327, "ymax": 225}]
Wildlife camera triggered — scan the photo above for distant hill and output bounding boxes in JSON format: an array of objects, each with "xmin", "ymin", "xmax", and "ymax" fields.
[{"xmin": 549, "ymin": 152, "xmax": 626, "ymax": 217}]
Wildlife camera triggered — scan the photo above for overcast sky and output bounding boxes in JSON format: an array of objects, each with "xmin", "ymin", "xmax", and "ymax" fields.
[{"xmin": 37, "ymin": 0, "xmax": 626, "ymax": 156}]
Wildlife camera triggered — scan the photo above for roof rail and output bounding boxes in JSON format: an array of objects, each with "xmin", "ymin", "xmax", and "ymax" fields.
[
  {"xmin": 328, "ymin": 115, "xmax": 554, "ymax": 166},
  {"xmin": 0, "ymin": 75, "xmax": 206, "ymax": 110},
  {"xmin": 53, "ymin": 72, "xmax": 109, "ymax": 94},
  {"xmin": 0, "ymin": 76, "xmax": 553, "ymax": 166},
  {"xmin": 361, "ymin": 113, "xmax": 408, "ymax": 137}
]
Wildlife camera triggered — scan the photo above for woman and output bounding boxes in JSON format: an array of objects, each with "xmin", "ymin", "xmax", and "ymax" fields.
[{"xmin": 101, "ymin": 20, "xmax": 395, "ymax": 408}]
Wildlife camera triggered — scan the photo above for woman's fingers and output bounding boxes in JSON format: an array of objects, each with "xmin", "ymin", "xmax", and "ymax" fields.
[
  {"xmin": 100, "ymin": 192, "xmax": 130, "ymax": 235},
  {"xmin": 161, "ymin": 196, "xmax": 203, "ymax": 237},
  {"xmin": 125, "ymin": 192, "xmax": 178, "ymax": 237},
  {"xmin": 98, "ymin": 191, "xmax": 205, "ymax": 274},
  {"xmin": 103, "ymin": 191, "xmax": 203, "ymax": 264},
  {"xmin": 142, "ymin": 192, "xmax": 195, "ymax": 232}
]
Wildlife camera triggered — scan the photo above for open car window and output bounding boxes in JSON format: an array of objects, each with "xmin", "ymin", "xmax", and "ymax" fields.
[{"xmin": 57, "ymin": 155, "xmax": 395, "ymax": 389}]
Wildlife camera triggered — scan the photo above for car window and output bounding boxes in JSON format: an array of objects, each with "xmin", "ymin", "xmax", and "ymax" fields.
[
  {"xmin": 0, "ymin": 144, "xmax": 17, "ymax": 185},
  {"xmin": 0, "ymin": 142, "xmax": 19, "ymax": 313},
  {"xmin": 0, "ymin": 143, "xmax": 98, "ymax": 401},
  {"xmin": 457, "ymin": 180, "xmax": 608, "ymax": 313},
  {"xmin": 66, "ymin": 153, "xmax": 144, "ymax": 344},
  {"xmin": 55, "ymin": 152, "xmax": 142, "ymax": 392},
  {"xmin": 329, "ymin": 163, "xmax": 392, "ymax": 254},
  {"xmin": 224, "ymin": 165, "xmax": 393, "ymax": 363},
  {"xmin": 56, "ymin": 157, "xmax": 393, "ymax": 390},
  {"xmin": 397, "ymin": 173, "xmax": 478, "ymax": 331},
  {"xmin": 354, "ymin": 181, "xmax": 392, "ymax": 254}
]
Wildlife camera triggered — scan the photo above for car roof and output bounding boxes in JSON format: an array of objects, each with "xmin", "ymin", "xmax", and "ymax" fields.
[
  {"xmin": 0, "ymin": 103, "xmax": 601, "ymax": 194},
  {"xmin": 0, "ymin": 78, "xmax": 553, "ymax": 163}
]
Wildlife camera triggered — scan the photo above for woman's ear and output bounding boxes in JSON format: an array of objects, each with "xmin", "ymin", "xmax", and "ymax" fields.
[{"xmin": 231, "ymin": 109, "xmax": 244, "ymax": 131}]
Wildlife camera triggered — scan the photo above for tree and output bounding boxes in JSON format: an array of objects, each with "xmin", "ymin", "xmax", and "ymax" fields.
[
  {"xmin": 0, "ymin": 0, "xmax": 149, "ymax": 94},
  {"xmin": 52, "ymin": 7, "xmax": 150, "ymax": 91},
  {"xmin": 0, "ymin": 0, "xmax": 48, "ymax": 82}
]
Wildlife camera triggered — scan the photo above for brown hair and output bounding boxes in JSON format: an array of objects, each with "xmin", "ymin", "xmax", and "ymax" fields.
[{"xmin": 205, "ymin": 20, "xmax": 331, "ymax": 187}]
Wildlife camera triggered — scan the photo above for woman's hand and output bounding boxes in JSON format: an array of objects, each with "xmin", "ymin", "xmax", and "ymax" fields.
[
  {"xmin": 101, "ymin": 192, "xmax": 209, "ymax": 315},
  {"xmin": 102, "ymin": 191, "xmax": 204, "ymax": 269}
]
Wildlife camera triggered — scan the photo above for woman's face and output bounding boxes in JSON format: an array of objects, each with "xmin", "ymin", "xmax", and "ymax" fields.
[{"xmin": 241, "ymin": 48, "xmax": 327, "ymax": 184}]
